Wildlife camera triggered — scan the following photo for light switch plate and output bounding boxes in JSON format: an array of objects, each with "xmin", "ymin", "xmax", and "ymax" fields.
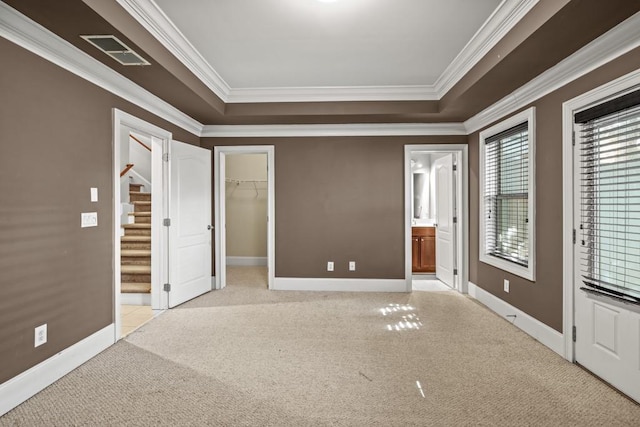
[
  {"xmin": 81, "ymin": 212, "xmax": 98, "ymax": 228},
  {"xmin": 90, "ymin": 187, "xmax": 98, "ymax": 202}
]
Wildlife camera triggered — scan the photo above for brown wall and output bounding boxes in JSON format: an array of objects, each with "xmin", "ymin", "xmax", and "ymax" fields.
[
  {"xmin": 201, "ymin": 136, "xmax": 466, "ymax": 279},
  {"xmin": 469, "ymin": 46, "xmax": 640, "ymax": 333},
  {"xmin": 0, "ymin": 38, "xmax": 198, "ymax": 384}
]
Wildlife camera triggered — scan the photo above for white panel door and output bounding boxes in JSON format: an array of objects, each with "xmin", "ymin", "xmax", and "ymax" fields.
[
  {"xmin": 434, "ymin": 154, "xmax": 455, "ymax": 288},
  {"xmin": 574, "ymin": 143, "xmax": 640, "ymax": 403},
  {"xmin": 168, "ymin": 141, "xmax": 212, "ymax": 308}
]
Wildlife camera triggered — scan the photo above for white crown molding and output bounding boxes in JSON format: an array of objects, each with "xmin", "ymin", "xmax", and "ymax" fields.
[
  {"xmin": 117, "ymin": 0, "xmax": 232, "ymax": 100},
  {"xmin": 201, "ymin": 123, "xmax": 467, "ymax": 138},
  {"xmin": 225, "ymin": 85, "xmax": 439, "ymax": 103},
  {"xmin": 434, "ymin": 0, "xmax": 539, "ymax": 97},
  {"xmin": 464, "ymin": 11, "xmax": 640, "ymax": 134},
  {"xmin": 122, "ymin": 0, "xmax": 534, "ymax": 104},
  {"xmin": 0, "ymin": 2, "xmax": 203, "ymax": 136}
]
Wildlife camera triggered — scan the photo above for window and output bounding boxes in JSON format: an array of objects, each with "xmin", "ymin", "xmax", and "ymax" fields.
[
  {"xmin": 479, "ymin": 108, "xmax": 536, "ymax": 280},
  {"xmin": 576, "ymin": 89, "xmax": 640, "ymax": 302}
]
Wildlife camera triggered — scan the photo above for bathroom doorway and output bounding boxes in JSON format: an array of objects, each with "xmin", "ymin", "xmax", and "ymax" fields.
[{"xmin": 404, "ymin": 145, "xmax": 469, "ymax": 293}]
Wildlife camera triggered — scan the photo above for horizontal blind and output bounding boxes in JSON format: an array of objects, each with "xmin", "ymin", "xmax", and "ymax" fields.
[
  {"xmin": 484, "ymin": 122, "xmax": 529, "ymax": 266},
  {"xmin": 578, "ymin": 101, "xmax": 640, "ymax": 300}
]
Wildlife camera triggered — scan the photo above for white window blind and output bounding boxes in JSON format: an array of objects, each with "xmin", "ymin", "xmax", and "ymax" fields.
[
  {"xmin": 577, "ymin": 90, "xmax": 640, "ymax": 302},
  {"xmin": 484, "ymin": 122, "xmax": 530, "ymax": 267}
]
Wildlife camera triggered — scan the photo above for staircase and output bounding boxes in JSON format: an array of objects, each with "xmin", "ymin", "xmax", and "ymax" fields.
[{"xmin": 121, "ymin": 183, "xmax": 151, "ymax": 293}]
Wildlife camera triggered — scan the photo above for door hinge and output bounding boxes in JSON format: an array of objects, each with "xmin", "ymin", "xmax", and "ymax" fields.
[
  {"xmin": 164, "ymin": 283, "xmax": 171, "ymax": 292},
  {"xmin": 572, "ymin": 131, "xmax": 576, "ymax": 147},
  {"xmin": 453, "ymin": 268, "xmax": 458, "ymax": 275},
  {"xmin": 452, "ymin": 164, "xmax": 457, "ymax": 171},
  {"xmin": 163, "ymin": 153, "xmax": 170, "ymax": 162},
  {"xmin": 163, "ymin": 218, "xmax": 171, "ymax": 226},
  {"xmin": 572, "ymin": 229, "xmax": 576, "ymax": 244},
  {"xmin": 572, "ymin": 326, "xmax": 577, "ymax": 342},
  {"xmin": 453, "ymin": 216, "xmax": 457, "ymax": 224}
]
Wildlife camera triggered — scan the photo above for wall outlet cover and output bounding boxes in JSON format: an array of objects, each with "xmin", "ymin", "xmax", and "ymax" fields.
[
  {"xmin": 34, "ymin": 324, "xmax": 47, "ymax": 347},
  {"xmin": 327, "ymin": 261, "xmax": 334, "ymax": 272},
  {"xmin": 349, "ymin": 261, "xmax": 356, "ymax": 271},
  {"xmin": 504, "ymin": 279, "xmax": 510, "ymax": 293}
]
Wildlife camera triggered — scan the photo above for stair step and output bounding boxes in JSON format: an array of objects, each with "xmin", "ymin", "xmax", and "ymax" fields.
[
  {"xmin": 128, "ymin": 212, "xmax": 151, "ymax": 224},
  {"xmin": 133, "ymin": 201, "xmax": 152, "ymax": 213},
  {"xmin": 121, "ymin": 236, "xmax": 151, "ymax": 242},
  {"xmin": 121, "ymin": 249, "xmax": 151, "ymax": 257},
  {"xmin": 121, "ymin": 282, "xmax": 151, "ymax": 293},
  {"xmin": 123, "ymin": 223, "xmax": 151, "ymax": 236},
  {"xmin": 130, "ymin": 191, "xmax": 151, "ymax": 202},
  {"xmin": 122, "ymin": 258, "xmax": 151, "ymax": 266},
  {"xmin": 122, "ymin": 265, "xmax": 151, "ymax": 274}
]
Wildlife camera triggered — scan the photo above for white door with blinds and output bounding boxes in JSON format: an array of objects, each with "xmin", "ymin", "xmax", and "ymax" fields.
[{"xmin": 573, "ymin": 90, "xmax": 640, "ymax": 403}]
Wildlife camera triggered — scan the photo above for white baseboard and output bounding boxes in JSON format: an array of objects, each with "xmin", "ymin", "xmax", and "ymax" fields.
[
  {"xmin": 121, "ymin": 293, "xmax": 151, "ymax": 305},
  {"xmin": 273, "ymin": 277, "xmax": 407, "ymax": 292},
  {"xmin": 0, "ymin": 324, "xmax": 114, "ymax": 416},
  {"xmin": 468, "ymin": 282, "xmax": 564, "ymax": 356},
  {"xmin": 226, "ymin": 256, "xmax": 268, "ymax": 266}
]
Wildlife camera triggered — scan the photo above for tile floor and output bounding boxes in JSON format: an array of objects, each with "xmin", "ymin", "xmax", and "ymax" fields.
[
  {"xmin": 412, "ymin": 279, "xmax": 452, "ymax": 292},
  {"xmin": 121, "ymin": 305, "xmax": 154, "ymax": 337}
]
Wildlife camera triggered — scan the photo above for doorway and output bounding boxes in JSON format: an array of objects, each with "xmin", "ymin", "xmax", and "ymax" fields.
[
  {"xmin": 562, "ymin": 71, "xmax": 640, "ymax": 403},
  {"xmin": 214, "ymin": 146, "xmax": 275, "ymax": 290},
  {"xmin": 404, "ymin": 145, "xmax": 469, "ymax": 293},
  {"xmin": 113, "ymin": 110, "xmax": 170, "ymax": 340}
]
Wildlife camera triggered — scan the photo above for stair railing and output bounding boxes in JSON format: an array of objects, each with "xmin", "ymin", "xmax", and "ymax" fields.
[
  {"xmin": 120, "ymin": 163, "xmax": 134, "ymax": 177},
  {"xmin": 130, "ymin": 135, "xmax": 151, "ymax": 152}
]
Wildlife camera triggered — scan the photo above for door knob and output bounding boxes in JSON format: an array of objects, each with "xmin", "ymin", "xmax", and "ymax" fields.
[{"xmin": 207, "ymin": 225, "xmax": 213, "ymax": 230}]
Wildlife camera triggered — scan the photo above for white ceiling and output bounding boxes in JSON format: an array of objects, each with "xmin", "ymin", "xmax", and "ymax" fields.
[{"xmin": 122, "ymin": 0, "xmax": 534, "ymax": 102}]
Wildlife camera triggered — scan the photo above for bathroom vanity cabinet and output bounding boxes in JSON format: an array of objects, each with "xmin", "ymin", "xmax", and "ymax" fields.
[{"xmin": 412, "ymin": 227, "xmax": 435, "ymax": 273}]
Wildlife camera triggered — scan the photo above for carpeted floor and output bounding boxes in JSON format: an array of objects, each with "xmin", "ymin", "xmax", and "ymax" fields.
[{"xmin": 1, "ymin": 266, "xmax": 639, "ymax": 426}]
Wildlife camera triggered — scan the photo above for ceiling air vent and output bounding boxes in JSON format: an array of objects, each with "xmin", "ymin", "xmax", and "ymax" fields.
[{"xmin": 81, "ymin": 35, "xmax": 150, "ymax": 66}]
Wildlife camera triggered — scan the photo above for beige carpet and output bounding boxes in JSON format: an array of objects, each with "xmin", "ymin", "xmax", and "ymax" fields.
[{"xmin": 2, "ymin": 266, "xmax": 639, "ymax": 426}]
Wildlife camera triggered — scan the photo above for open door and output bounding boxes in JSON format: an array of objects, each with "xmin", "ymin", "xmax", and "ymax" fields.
[
  {"xmin": 434, "ymin": 153, "xmax": 455, "ymax": 288},
  {"xmin": 168, "ymin": 141, "xmax": 212, "ymax": 307}
]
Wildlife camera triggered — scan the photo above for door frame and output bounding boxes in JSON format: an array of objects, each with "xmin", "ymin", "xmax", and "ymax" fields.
[
  {"xmin": 213, "ymin": 146, "xmax": 275, "ymax": 290},
  {"xmin": 113, "ymin": 109, "xmax": 171, "ymax": 341},
  {"xmin": 561, "ymin": 69, "xmax": 640, "ymax": 361},
  {"xmin": 404, "ymin": 144, "xmax": 469, "ymax": 293}
]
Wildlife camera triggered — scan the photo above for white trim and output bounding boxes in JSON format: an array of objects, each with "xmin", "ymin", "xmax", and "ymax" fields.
[
  {"xmin": 226, "ymin": 85, "xmax": 438, "ymax": 103},
  {"xmin": 0, "ymin": 2, "xmax": 203, "ymax": 136},
  {"xmin": 120, "ymin": 293, "xmax": 152, "ymax": 305},
  {"xmin": 465, "ymin": 11, "xmax": 640, "ymax": 134},
  {"xmin": 467, "ymin": 282, "xmax": 564, "ymax": 356},
  {"xmin": 404, "ymin": 145, "xmax": 470, "ymax": 295},
  {"xmin": 214, "ymin": 146, "xmax": 275, "ymax": 291},
  {"xmin": 202, "ymin": 123, "xmax": 467, "ymax": 138},
  {"xmin": 478, "ymin": 107, "xmax": 536, "ymax": 281},
  {"xmin": 120, "ymin": 0, "xmax": 535, "ymax": 103},
  {"xmin": 273, "ymin": 278, "xmax": 407, "ymax": 293},
  {"xmin": 226, "ymin": 256, "xmax": 268, "ymax": 266},
  {"xmin": 116, "ymin": 0, "xmax": 231, "ymax": 100},
  {"xmin": 561, "ymin": 68, "xmax": 640, "ymax": 362},
  {"xmin": 434, "ymin": 0, "xmax": 539, "ymax": 97},
  {"xmin": 113, "ymin": 109, "xmax": 172, "ymax": 317},
  {"xmin": 0, "ymin": 324, "xmax": 114, "ymax": 416}
]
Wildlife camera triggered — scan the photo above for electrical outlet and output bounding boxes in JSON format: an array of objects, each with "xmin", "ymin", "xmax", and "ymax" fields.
[
  {"xmin": 349, "ymin": 261, "xmax": 356, "ymax": 271},
  {"xmin": 34, "ymin": 324, "xmax": 47, "ymax": 347},
  {"xmin": 504, "ymin": 279, "xmax": 510, "ymax": 293},
  {"xmin": 327, "ymin": 261, "xmax": 334, "ymax": 272}
]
